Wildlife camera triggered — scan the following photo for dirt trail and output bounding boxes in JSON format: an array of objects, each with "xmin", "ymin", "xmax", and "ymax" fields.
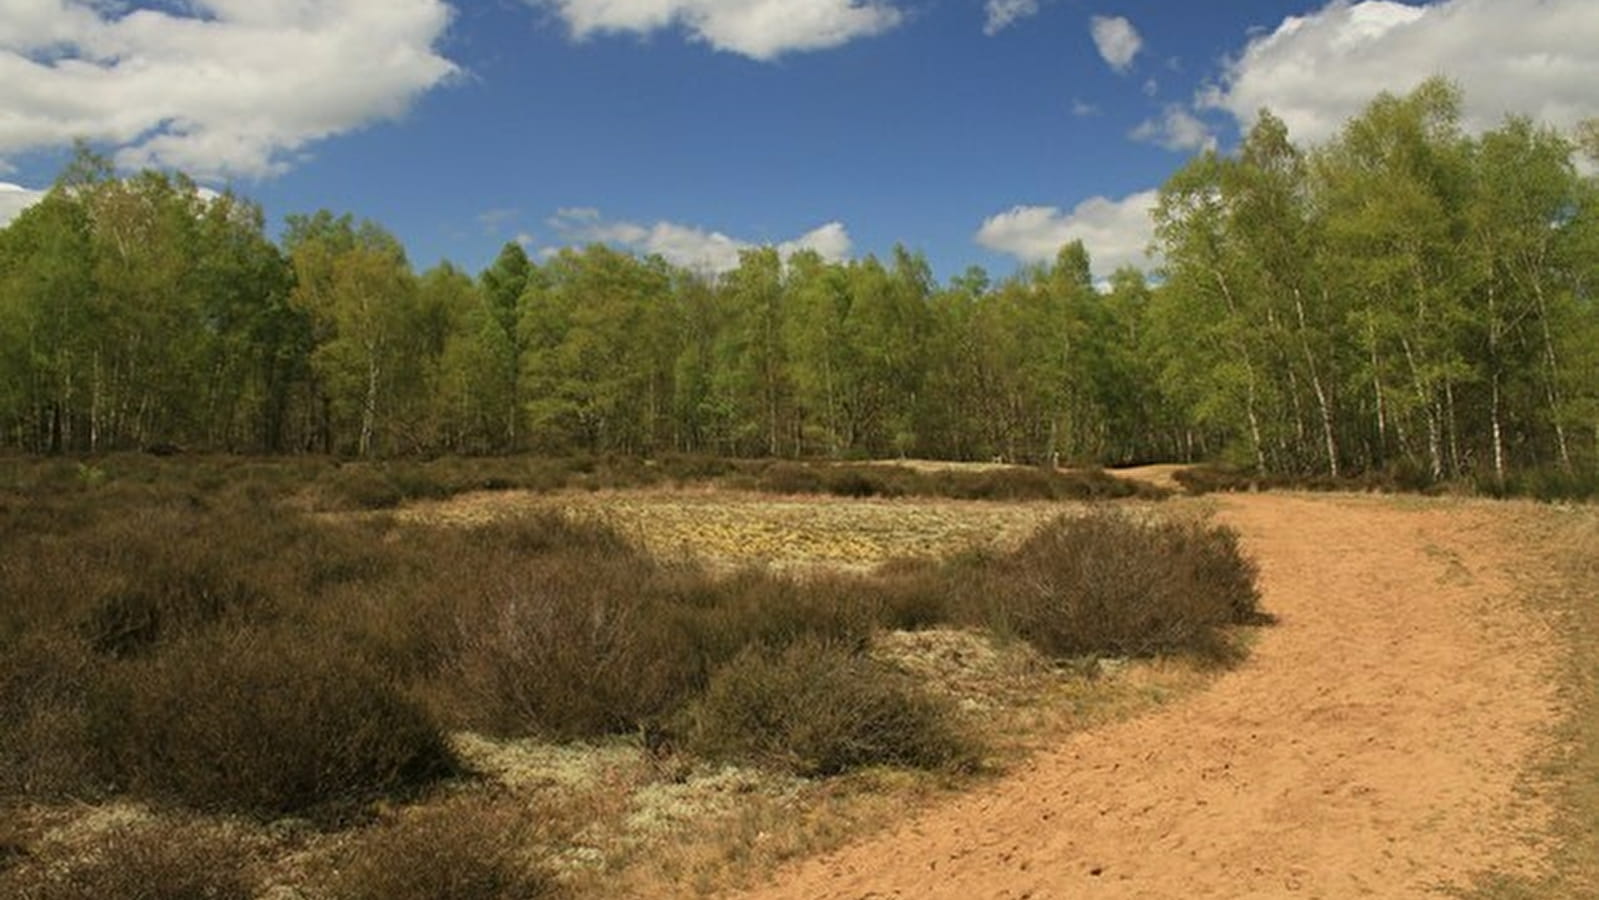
[{"xmin": 735, "ymin": 494, "xmax": 1562, "ymax": 899}]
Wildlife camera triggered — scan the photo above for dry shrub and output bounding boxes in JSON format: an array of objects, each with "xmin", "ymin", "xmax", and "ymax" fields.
[
  {"xmin": 737, "ymin": 461, "xmax": 1157, "ymax": 501},
  {"xmin": 981, "ymin": 510, "xmax": 1261, "ymax": 661},
  {"xmin": 3, "ymin": 500, "xmax": 301, "ymax": 658},
  {"xmin": 448, "ymin": 559, "xmax": 698, "ymax": 739},
  {"xmin": 327, "ymin": 798, "xmax": 563, "ymax": 900},
  {"xmin": 441, "ymin": 515, "xmax": 698, "ymax": 738},
  {"xmin": 1, "ymin": 819, "xmax": 256, "ymax": 900},
  {"xmin": 0, "ymin": 631, "xmax": 105, "ymax": 799},
  {"xmin": 929, "ymin": 466, "xmax": 1154, "ymax": 501},
  {"xmin": 681, "ymin": 639, "xmax": 976, "ymax": 777},
  {"xmin": 1172, "ymin": 462, "xmax": 1438, "ymax": 496},
  {"xmin": 99, "ymin": 627, "xmax": 458, "ymax": 820},
  {"xmin": 443, "ymin": 515, "xmax": 880, "ymax": 740},
  {"xmin": 667, "ymin": 569, "xmax": 880, "ymax": 667}
]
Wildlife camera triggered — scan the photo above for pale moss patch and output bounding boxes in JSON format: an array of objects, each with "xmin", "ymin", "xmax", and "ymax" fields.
[
  {"xmin": 451, "ymin": 733, "xmax": 643, "ymax": 793},
  {"xmin": 871, "ymin": 627, "xmax": 1059, "ymax": 713},
  {"xmin": 624, "ymin": 765, "xmax": 804, "ymax": 837}
]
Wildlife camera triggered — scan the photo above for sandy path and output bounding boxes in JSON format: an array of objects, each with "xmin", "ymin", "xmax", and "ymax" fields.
[{"xmin": 735, "ymin": 494, "xmax": 1561, "ymax": 899}]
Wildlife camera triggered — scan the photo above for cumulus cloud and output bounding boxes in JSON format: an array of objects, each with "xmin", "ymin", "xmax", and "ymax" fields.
[
  {"xmin": 0, "ymin": 182, "xmax": 47, "ymax": 227},
  {"xmin": 1201, "ymin": 0, "xmax": 1599, "ymax": 145},
  {"xmin": 548, "ymin": 208, "xmax": 853, "ymax": 274},
  {"xmin": 0, "ymin": 0, "xmax": 458, "ymax": 179},
  {"xmin": 1090, "ymin": 15, "xmax": 1142, "ymax": 73},
  {"xmin": 975, "ymin": 190, "xmax": 1159, "ymax": 280},
  {"xmin": 1131, "ymin": 105, "xmax": 1217, "ymax": 153},
  {"xmin": 984, "ymin": 0, "xmax": 1040, "ymax": 36},
  {"xmin": 533, "ymin": 0, "xmax": 902, "ymax": 61}
]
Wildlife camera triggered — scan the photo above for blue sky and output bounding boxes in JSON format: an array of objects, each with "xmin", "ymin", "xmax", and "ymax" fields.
[{"xmin": 2, "ymin": 0, "xmax": 1597, "ymax": 282}]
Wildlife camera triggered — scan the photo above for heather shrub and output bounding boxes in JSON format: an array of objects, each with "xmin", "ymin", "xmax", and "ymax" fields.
[
  {"xmin": 978, "ymin": 510, "xmax": 1261, "ymax": 661},
  {"xmin": 448, "ymin": 558, "xmax": 699, "ymax": 738},
  {"xmin": 326, "ymin": 799, "xmax": 563, "ymax": 900},
  {"xmin": 1172, "ymin": 462, "xmax": 1440, "ymax": 496},
  {"xmin": 682, "ymin": 639, "xmax": 976, "ymax": 777},
  {"xmin": 667, "ymin": 569, "xmax": 880, "ymax": 666},
  {"xmin": 1, "ymin": 819, "xmax": 256, "ymax": 900},
  {"xmin": 747, "ymin": 461, "xmax": 829, "ymax": 495},
  {"xmin": 0, "ymin": 631, "xmax": 105, "ymax": 799},
  {"xmin": 98, "ymin": 626, "xmax": 458, "ymax": 819},
  {"xmin": 931, "ymin": 466, "xmax": 1153, "ymax": 501},
  {"xmin": 442, "ymin": 515, "xmax": 882, "ymax": 739}
]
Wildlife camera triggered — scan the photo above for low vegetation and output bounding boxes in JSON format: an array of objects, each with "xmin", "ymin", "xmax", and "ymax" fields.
[
  {"xmin": 1173, "ymin": 462, "xmax": 1599, "ymax": 502},
  {"xmin": 682, "ymin": 639, "xmax": 976, "ymax": 777},
  {"xmin": 5, "ymin": 818, "xmax": 259, "ymax": 900},
  {"xmin": 1465, "ymin": 504, "xmax": 1599, "ymax": 899},
  {"xmin": 0, "ymin": 456, "xmax": 1259, "ymax": 897},
  {"xmin": 327, "ymin": 799, "xmax": 564, "ymax": 900}
]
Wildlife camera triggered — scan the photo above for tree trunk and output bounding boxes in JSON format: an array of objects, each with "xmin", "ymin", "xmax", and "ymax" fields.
[
  {"xmin": 1401, "ymin": 336, "xmax": 1443, "ymax": 480},
  {"xmin": 1296, "ymin": 289, "xmax": 1339, "ymax": 477},
  {"xmin": 1491, "ymin": 370, "xmax": 1505, "ymax": 486},
  {"xmin": 1531, "ymin": 281, "xmax": 1573, "ymax": 472},
  {"xmin": 360, "ymin": 353, "xmax": 379, "ymax": 457}
]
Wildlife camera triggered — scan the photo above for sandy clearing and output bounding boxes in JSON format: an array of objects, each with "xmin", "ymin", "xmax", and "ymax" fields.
[{"xmin": 733, "ymin": 493, "xmax": 1563, "ymax": 899}]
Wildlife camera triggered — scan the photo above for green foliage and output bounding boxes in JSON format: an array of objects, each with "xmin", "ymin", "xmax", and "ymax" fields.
[{"xmin": 0, "ymin": 81, "xmax": 1595, "ymax": 486}]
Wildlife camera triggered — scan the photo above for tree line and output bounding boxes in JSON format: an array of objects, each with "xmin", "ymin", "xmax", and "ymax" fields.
[{"xmin": 2, "ymin": 79, "xmax": 1596, "ymax": 483}]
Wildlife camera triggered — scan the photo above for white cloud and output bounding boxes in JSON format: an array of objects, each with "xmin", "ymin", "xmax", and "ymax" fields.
[
  {"xmin": 984, "ymin": 0, "xmax": 1040, "ymax": 36},
  {"xmin": 1131, "ymin": 105, "xmax": 1217, "ymax": 153},
  {"xmin": 1202, "ymin": 0, "xmax": 1599, "ymax": 145},
  {"xmin": 477, "ymin": 208, "xmax": 522, "ymax": 234},
  {"xmin": 1071, "ymin": 98, "xmax": 1100, "ymax": 117},
  {"xmin": 778, "ymin": 221, "xmax": 852, "ymax": 261},
  {"xmin": 0, "ymin": 181, "xmax": 47, "ymax": 227},
  {"xmin": 534, "ymin": 0, "xmax": 902, "ymax": 61},
  {"xmin": 975, "ymin": 190, "xmax": 1159, "ymax": 280},
  {"xmin": 548, "ymin": 209, "xmax": 853, "ymax": 274},
  {"xmin": 1090, "ymin": 14, "xmax": 1142, "ymax": 73},
  {"xmin": 0, "ymin": 0, "xmax": 458, "ymax": 179}
]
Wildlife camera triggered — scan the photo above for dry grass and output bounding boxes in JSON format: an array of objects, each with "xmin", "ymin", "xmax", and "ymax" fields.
[
  {"xmin": 396, "ymin": 488, "xmax": 1114, "ymax": 571},
  {"xmin": 1462, "ymin": 502, "xmax": 1599, "ymax": 899}
]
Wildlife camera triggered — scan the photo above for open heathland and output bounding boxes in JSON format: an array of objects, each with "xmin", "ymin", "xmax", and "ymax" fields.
[{"xmin": 0, "ymin": 456, "xmax": 1254, "ymax": 899}]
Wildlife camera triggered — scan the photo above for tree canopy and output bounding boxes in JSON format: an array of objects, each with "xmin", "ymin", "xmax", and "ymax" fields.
[{"xmin": 2, "ymin": 81, "xmax": 1596, "ymax": 486}]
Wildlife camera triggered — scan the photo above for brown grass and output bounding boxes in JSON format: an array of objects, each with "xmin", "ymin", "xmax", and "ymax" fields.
[{"xmin": 1463, "ymin": 502, "xmax": 1599, "ymax": 898}]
